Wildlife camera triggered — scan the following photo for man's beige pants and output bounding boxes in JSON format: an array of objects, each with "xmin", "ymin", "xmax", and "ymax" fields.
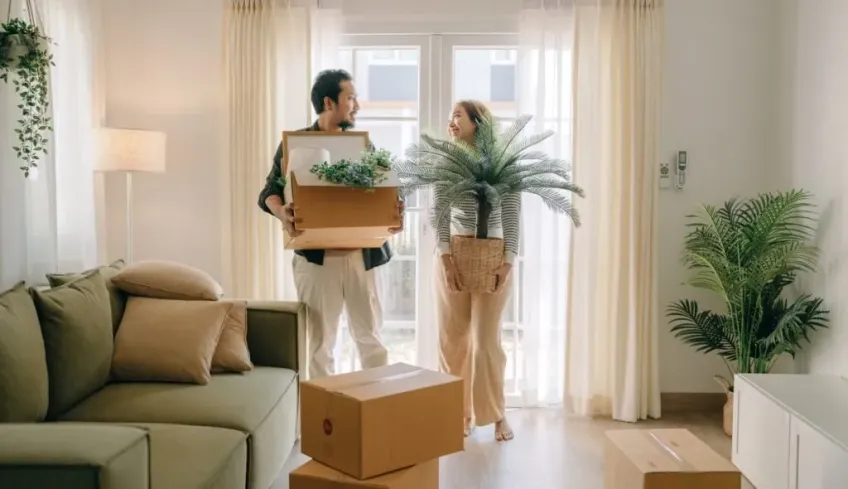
[
  {"xmin": 293, "ymin": 252, "xmax": 388, "ymax": 380},
  {"xmin": 434, "ymin": 258, "xmax": 511, "ymax": 427}
]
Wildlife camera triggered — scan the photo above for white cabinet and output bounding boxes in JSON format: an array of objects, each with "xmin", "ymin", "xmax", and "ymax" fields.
[
  {"xmin": 790, "ymin": 420, "xmax": 848, "ymax": 489},
  {"xmin": 733, "ymin": 374, "xmax": 848, "ymax": 489},
  {"xmin": 732, "ymin": 379, "xmax": 791, "ymax": 489}
]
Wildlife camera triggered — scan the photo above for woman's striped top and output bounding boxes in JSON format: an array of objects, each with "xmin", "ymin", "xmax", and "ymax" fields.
[{"xmin": 433, "ymin": 187, "xmax": 522, "ymax": 264}]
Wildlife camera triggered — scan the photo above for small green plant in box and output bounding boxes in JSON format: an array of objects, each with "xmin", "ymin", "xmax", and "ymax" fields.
[{"xmin": 277, "ymin": 149, "xmax": 396, "ymax": 192}]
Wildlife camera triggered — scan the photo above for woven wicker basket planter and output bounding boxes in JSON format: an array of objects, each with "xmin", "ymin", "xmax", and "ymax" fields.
[{"xmin": 450, "ymin": 235, "xmax": 505, "ymax": 293}]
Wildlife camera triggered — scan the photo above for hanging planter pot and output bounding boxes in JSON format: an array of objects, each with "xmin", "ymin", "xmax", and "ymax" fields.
[
  {"xmin": 1, "ymin": 5, "xmax": 55, "ymax": 178},
  {"xmin": 0, "ymin": 31, "xmax": 48, "ymax": 69}
]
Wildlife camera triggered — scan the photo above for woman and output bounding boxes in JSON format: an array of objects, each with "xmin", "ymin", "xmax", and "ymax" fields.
[{"xmin": 434, "ymin": 100, "xmax": 520, "ymax": 442}]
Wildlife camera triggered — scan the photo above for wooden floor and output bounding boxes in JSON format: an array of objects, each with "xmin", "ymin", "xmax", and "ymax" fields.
[{"xmin": 273, "ymin": 408, "xmax": 754, "ymax": 489}]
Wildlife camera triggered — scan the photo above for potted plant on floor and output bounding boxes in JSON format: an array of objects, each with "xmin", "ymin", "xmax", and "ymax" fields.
[
  {"xmin": 667, "ymin": 189, "xmax": 829, "ymax": 436},
  {"xmin": 394, "ymin": 114, "xmax": 585, "ymax": 292},
  {"xmin": 0, "ymin": 3, "xmax": 54, "ymax": 178}
]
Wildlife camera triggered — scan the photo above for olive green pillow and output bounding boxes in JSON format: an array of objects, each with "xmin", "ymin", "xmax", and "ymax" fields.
[
  {"xmin": 31, "ymin": 270, "xmax": 113, "ymax": 418},
  {"xmin": 46, "ymin": 259, "xmax": 127, "ymax": 333},
  {"xmin": 0, "ymin": 282, "xmax": 49, "ymax": 422}
]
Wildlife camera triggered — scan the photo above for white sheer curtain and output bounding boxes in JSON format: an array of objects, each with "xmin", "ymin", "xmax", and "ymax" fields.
[
  {"xmin": 44, "ymin": 0, "xmax": 101, "ymax": 274},
  {"xmin": 0, "ymin": 0, "xmax": 100, "ymax": 289},
  {"xmin": 223, "ymin": 0, "xmax": 341, "ymax": 302},
  {"xmin": 565, "ymin": 0, "xmax": 663, "ymax": 422},
  {"xmin": 514, "ymin": 6, "xmax": 575, "ymax": 407}
]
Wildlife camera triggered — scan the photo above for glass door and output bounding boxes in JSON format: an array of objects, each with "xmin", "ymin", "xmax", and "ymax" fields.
[
  {"xmin": 438, "ymin": 34, "xmax": 528, "ymax": 406},
  {"xmin": 335, "ymin": 35, "xmax": 439, "ymax": 373},
  {"xmin": 334, "ymin": 33, "xmax": 562, "ymax": 408}
]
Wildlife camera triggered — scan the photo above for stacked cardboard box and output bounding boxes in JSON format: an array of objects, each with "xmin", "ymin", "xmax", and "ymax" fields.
[
  {"xmin": 290, "ymin": 363, "xmax": 465, "ymax": 489},
  {"xmin": 604, "ymin": 428, "xmax": 742, "ymax": 489}
]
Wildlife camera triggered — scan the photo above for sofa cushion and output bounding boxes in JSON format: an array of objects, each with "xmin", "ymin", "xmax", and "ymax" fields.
[
  {"xmin": 111, "ymin": 297, "xmax": 231, "ymax": 385},
  {"xmin": 0, "ymin": 282, "xmax": 49, "ymax": 422},
  {"xmin": 129, "ymin": 423, "xmax": 247, "ymax": 489},
  {"xmin": 111, "ymin": 260, "xmax": 224, "ymax": 301},
  {"xmin": 46, "ymin": 259, "xmax": 128, "ymax": 333},
  {"xmin": 31, "ymin": 271, "xmax": 114, "ymax": 418},
  {"xmin": 59, "ymin": 367, "xmax": 297, "ymax": 433},
  {"xmin": 0, "ymin": 422, "xmax": 149, "ymax": 489}
]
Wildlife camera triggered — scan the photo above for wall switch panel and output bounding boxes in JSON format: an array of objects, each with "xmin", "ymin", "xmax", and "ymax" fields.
[{"xmin": 659, "ymin": 162, "xmax": 671, "ymax": 189}]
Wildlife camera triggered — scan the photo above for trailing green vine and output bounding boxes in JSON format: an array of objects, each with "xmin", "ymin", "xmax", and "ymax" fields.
[{"xmin": 0, "ymin": 17, "xmax": 54, "ymax": 178}]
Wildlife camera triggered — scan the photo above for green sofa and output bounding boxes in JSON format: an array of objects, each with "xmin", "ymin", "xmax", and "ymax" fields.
[{"xmin": 0, "ymin": 270, "xmax": 303, "ymax": 489}]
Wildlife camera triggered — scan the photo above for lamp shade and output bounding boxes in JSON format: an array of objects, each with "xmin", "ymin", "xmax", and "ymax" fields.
[{"xmin": 97, "ymin": 128, "xmax": 167, "ymax": 173}]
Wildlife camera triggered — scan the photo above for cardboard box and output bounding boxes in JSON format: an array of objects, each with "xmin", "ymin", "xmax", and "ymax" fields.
[
  {"xmin": 604, "ymin": 429, "xmax": 741, "ymax": 489},
  {"xmin": 290, "ymin": 459, "xmax": 439, "ymax": 489},
  {"xmin": 282, "ymin": 131, "xmax": 401, "ymax": 250},
  {"xmin": 301, "ymin": 363, "xmax": 464, "ymax": 480}
]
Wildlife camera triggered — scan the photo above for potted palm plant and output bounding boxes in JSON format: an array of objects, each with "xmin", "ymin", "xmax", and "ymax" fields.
[
  {"xmin": 0, "ymin": 4, "xmax": 54, "ymax": 178},
  {"xmin": 667, "ymin": 189, "xmax": 829, "ymax": 436},
  {"xmin": 394, "ymin": 114, "xmax": 585, "ymax": 292}
]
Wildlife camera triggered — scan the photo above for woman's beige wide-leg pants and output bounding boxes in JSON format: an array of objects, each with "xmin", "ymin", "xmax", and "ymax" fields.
[{"xmin": 434, "ymin": 257, "xmax": 511, "ymax": 427}]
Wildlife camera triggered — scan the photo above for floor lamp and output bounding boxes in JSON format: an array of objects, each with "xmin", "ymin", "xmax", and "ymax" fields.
[{"xmin": 97, "ymin": 128, "xmax": 167, "ymax": 264}]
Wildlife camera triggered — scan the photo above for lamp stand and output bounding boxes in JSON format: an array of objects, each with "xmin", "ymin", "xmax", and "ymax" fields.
[{"xmin": 125, "ymin": 171, "xmax": 133, "ymax": 263}]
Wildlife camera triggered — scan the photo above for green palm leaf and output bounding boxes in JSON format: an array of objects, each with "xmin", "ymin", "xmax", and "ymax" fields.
[
  {"xmin": 394, "ymin": 114, "xmax": 585, "ymax": 238},
  {"xmin": 668, "ymin": 190, "xmax": 829, "ymax": 378}
]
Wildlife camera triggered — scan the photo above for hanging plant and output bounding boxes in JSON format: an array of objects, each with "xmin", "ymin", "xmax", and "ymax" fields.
[{"xmin": 0, "ymin": 2, "xmax": 54, "ymax": 178}]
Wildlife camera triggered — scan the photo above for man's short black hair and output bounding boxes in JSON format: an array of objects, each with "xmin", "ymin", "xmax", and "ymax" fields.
[{"xmin": 311, "ymin": 69, "xmax": 353, "ymax": 115}]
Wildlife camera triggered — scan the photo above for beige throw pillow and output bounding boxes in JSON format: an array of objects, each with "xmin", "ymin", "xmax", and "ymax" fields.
[
  {"xmin": 112, "ymin": 297, "xmax": 230, "ymax": 385},
  {"xmin": 212, "ymin": 300, "xmax": 253, "ymax": 373},
  {"xmin": 111, "ymin": 260, "xmax": 223, "ymax": 301}
]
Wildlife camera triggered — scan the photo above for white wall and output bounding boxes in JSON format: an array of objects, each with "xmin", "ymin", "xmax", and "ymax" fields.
[
  {"xmin": 776, "ymin": 0, "xmax": 848, "ymax": 377},
  {"xmin": 658, "ymin": 0, "xmax": 792, "ymax": 392},
  {"xmin": 98, "ymin": 0, "xmax": 786, "ymax": 392},
  {"xmin": 100, "ymin": 0, "xmax": 226, "ymax": 285}
]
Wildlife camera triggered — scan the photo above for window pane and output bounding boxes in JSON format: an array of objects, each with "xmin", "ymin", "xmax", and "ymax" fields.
[
  {"xmin": 377, "ymin": 260, "xmax": 416, "ymax": 322},
  {"xmin": 354, "ymin": 119, "xmax": 420, "ymax": 208},
  {"xmin": 501, "ymin": 260, "xmax": 522, "ymax": 324},
  {"xmin": 389, "ymin": 212, "xmax": 418, "ymax": 256},
  {"xmin": 345, "ymin": 48, "xmax": 420, "ymax": 118},
  {"xmin": 453, "ymin": 48, "xmax": 518, "ymax": 119},
  {"xmin": 385, "ymin": 325, "xmax": 416, "ymax": 365},
  {"xmin": 354, "ymin": 120, "xmax": 418, "ymax": 157}
]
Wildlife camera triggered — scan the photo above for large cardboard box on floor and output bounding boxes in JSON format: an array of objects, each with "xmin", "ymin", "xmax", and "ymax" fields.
[
  {"xmin": 300, "ymin": 363, "xmax": 464, "ymax": 480},
  {"xmin": 604, "ymin": 429, "xmax": 741, "ymax": 489},
  {"xmin": 282, "ymin": 131, "xmax": 401, "ymax": 250},
  {"xmin": 290, "ymin": 459, "xmax": 439, "ymax": 489}
]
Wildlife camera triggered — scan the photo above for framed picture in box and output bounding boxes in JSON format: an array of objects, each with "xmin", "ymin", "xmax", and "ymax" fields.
[{"xmin": 280, "ymin": 130, "xmax": 401, "ymax": 250}]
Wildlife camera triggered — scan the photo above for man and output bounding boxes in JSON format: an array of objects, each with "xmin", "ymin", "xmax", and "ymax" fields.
[{"xmin": 258, "ymin": 69, "xmax": 403, "ymax": 380}]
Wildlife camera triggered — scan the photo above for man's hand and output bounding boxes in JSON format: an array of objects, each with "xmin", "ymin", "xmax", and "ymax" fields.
[
  {"xmin": 389, "ymin": 200, "xmax": 405, "ymax": 235},
  {"xmin": 493, "ymin": 263, "xmax": 512, "ymax": 292},
  {"xmin": 277, "ymin": 202, "xmax": 302, "ymax": 237}
]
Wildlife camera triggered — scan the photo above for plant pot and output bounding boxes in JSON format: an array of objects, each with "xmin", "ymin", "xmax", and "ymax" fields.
[
  {"xmin": 714, "ymin": 375, "xmax": 733, "ymax": 437},
  {"xmin": 450, "ymin": 235, "xmax": 505, "ymax": 293},
  {"xmin": 0, "ymin": 33, "xmax": 47, "ymax": 69}
]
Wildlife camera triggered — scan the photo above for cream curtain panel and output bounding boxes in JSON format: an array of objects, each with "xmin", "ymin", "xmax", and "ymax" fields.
[
  {"xmin": 223, "ymin": 1, "xmax": 341, "ymax": 301},
  {"xmin": 564, "ymin": 0, "xmax": 664, "ymax": 422},
  {"xmin": 223, "ymin": 0, "xmax": 307, "ymax": 301}
]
